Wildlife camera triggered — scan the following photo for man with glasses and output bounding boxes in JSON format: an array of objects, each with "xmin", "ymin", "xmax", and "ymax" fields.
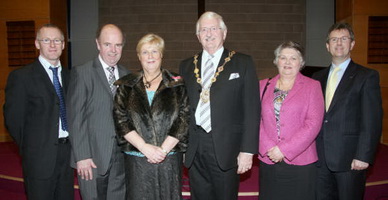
[
  {"xmin": 313, "ymin": 22, "xmax": 383, "ymax": 200},
  {"xmin": 179, "ymin": 11, "xmax": 260, "ymax": 200},
  {"xmin": 4, "ymin": 24, "xmax": 74, "ymax": 200},
  {"xmin": 67, "ymin": 24, "xmax": 129, "ymax": 200}
]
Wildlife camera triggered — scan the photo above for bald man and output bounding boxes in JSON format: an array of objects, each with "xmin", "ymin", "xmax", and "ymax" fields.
[{"xmin": 67, "ymin": 24, "xmax": 130, "ymax": 200}]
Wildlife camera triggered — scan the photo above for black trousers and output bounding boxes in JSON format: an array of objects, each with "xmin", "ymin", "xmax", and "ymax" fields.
[
  {"xmin": 259, "ymin": 161, "xmax": 316, "ymax": 200},
  {"xmin": 24, "ymin": 142, "xmax": 74, "ymax": 200},
  {"xmin": 188, "ymin": 128, "xmax": 239, "ymax": 200},
  {"xmin": 316, "ymin": 161, "xmax": 367, "ymax": 200}
]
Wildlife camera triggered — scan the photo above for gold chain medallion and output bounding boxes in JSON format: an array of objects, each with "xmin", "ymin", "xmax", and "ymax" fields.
[{"xmin": 193, "ymin": 51, "xmax": 235, "ymax": 103}]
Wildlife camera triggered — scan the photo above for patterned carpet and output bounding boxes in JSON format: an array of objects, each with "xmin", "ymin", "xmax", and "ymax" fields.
[{"xmin": 1, "ymin": 142, "xmax": 387, "ymax": 200}]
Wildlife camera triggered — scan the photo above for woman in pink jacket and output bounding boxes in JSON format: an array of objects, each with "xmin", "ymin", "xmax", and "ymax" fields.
[{"xmin": 258, "ymin": 41, "xmax": 324, "ymax": 200}]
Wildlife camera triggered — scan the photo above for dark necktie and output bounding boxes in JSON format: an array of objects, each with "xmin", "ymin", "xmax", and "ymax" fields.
[{"xmin": 49, "ymin": 67, "xmax": 68, "ymax": 131}]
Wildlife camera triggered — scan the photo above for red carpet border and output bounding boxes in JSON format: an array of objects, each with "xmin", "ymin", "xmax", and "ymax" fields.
[{"xmin": 1, "ymin": 142, "xmax": 387, "ymax": 200}]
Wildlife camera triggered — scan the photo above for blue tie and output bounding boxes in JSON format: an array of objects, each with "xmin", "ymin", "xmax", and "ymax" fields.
[{"xmin": 49, "ymin": 67, "xmax": 68, "ymax": 131}]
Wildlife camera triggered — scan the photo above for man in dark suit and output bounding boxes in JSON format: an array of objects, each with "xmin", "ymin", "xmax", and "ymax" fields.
[
  {"xmin": 179, "ymin": 11, "xmax": 260, "ymax": 200},
  {"xmin": 313, "ymin": 22, "xmax": 383, "ymax": 200},
  {"xmin": 4, "ymin": 24, "xmax": 74, "ymax": 200},
  {"xmin": 67, "ymin": 24, "xmax": 129, "ymax": 200}
]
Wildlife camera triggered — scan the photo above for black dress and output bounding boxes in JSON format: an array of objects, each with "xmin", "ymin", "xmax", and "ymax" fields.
[
  {"xmin": 113, "ymin": 69, "xmax": 189, "ymax": 200},
  {"xmin": 124, "ymin": 152, "xmax": 183, "ymax": 200}
]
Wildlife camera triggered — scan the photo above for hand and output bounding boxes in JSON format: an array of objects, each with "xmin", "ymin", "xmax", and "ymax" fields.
[
  {"xmin": 76, "ymin": 158, "xmax": 97, "ymax": 181},
  {"xmin": 237, "ymin": 152, "xmax": 253, "ymax": 174},
  {"xmin": 139, "ymin": 144, "xmax": 166, "ymax": 164},
  {"xmin": 267, "ymin": 146, "xmax": 284, "ymax": 163},
  {"xmin": 351, "ymin": 159, "xmax": 369, "ymax": 170}
]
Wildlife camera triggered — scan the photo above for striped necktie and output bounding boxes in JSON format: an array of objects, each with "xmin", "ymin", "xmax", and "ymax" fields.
[
  {"xmin": 107, "ymin": 66, "xmax": 117, "ymax": 96},
  {"xmin": 198, "ymin": 55, "xmax": 214, "ymax": 133}
]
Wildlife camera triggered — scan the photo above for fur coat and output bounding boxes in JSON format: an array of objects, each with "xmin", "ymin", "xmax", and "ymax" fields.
[{"xmin": 113, "ymin": 68, "xmax": 189, "ymax": 153}]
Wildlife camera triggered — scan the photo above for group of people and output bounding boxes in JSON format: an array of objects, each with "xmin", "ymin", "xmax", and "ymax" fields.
[{"xmin": 3, "ymin": 10, "xmax": 382, "ymax": 200}]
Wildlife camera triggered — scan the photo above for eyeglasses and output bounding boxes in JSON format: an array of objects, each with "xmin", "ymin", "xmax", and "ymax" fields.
[
  {"xmin": 198, "ymin": 27, "xmax": 222, "ymax": 34},
  {"xmin": 38, "ymin": 38, "xmax": 63, "ymax": 45},
  {"xmin": 329, "ymin": 36, "xmax": 351, "ymax": 43}
]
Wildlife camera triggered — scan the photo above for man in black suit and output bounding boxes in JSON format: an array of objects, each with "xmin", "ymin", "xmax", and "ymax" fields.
[
  {"xmin": 4, "ymin": 24, "xmax": 74, "ymax": 200},
  {"xmin": 313, "ymin": 22, "xmax": 383, "ymax": 200},
  {"xmin": 179, "ymin": 11, "xmax": 260, "ymax": 200}
]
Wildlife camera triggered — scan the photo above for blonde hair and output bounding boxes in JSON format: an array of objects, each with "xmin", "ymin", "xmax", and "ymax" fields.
[{"xmin": 136, "ymin": 33, "xmax": 165, "ymax": 55}]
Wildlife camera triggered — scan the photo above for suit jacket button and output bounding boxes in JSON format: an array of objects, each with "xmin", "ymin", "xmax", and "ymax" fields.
[{"xmin": 324, "ymin": 120, "xmax": 328, "ymax": 123}]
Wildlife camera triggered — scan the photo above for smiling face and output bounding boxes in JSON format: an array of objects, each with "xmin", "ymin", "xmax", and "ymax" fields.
[
  {"xmin": 276, "ymin": 48, "xmax": 303, "ymax": 78},
  {"xmin": 326, "ymin": 29, "xmax": 355, "ymax": 64},
  {"xmin": 96, "ymin": 25, "xmax": 124, "ymax": 67},
  {"xmin": 197, "ymin": 17, "xmax": 227, "ymax": 55},
  {"xmin": 35, "ymin": 27, "xmax": 64, "ymax": 66},
  {"xmin": 138, "ymin": 43, "xmax": 162, "ymax": 73}
]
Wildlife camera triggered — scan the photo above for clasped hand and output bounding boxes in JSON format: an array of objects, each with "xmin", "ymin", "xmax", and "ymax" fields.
[
  {"xmin": 139, "ymin": 143, "xmax": 167, "ymax": 164},
  {"xmin": 267, "ymin": 146, "xmax": 284, "ymax": 163}
]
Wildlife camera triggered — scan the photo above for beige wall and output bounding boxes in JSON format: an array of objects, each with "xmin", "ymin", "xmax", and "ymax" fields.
[{"xmin": 337, "ymin": 0, "xmax": 388, "ymax": 144}]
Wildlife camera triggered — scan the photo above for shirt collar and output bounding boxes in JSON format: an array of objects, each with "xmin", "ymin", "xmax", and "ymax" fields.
[
  {"xmin": 39, "ymin": 55, "xmax": 61, "ymax": 69},
  {"xmin": 98, "ymin": 55, "xmax": 117, "ymax": 70},
  {"xmin": 203, "ymin": 47, "xmax": 224, "ymax": 59},
  {"xmin": 331, "ymin": 58, "xmax": 351, "ymax": 71}
]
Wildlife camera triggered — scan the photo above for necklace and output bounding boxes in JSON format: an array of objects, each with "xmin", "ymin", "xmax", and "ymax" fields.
[
  {"xmin": 143, "ymin": 70, "xmax": 162, "ymax": 88},
  {"xmin": 193, "ymin": 51, "xmax": 235, "ymax": 103}
]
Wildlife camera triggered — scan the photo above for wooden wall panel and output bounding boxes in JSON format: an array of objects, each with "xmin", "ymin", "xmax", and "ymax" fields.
[{"xmin": 0, "ymin": 0, "xmax": 66, "ymax": 142}]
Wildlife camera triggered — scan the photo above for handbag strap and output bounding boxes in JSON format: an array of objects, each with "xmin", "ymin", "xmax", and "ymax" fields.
[{"xmin": 261, "ymin": 78, "xmax": 271, "ymax": 100}]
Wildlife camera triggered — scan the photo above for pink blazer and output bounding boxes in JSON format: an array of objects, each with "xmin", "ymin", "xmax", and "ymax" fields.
[{"xmin": 258, "ymin": 73, "xmax": 324, "ymax": 165}]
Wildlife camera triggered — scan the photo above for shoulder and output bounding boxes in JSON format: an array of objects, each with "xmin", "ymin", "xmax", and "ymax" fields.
[
  {"xmin": 118, "ymin": 64, "xmax": 130, "ymax": 73},
  {"xmin": 70, "ymin": 59, "xmax": 98, "ymax": 77},
  {"xmin": 351, "ymin": 61, "xmax": 379, "ymax": 75},
  {"xmin": 179, "ymin": 54, "xmax": 198, "ymax": 75},
  {"xmin": 115, "ymin": 71, "xmax": 142, "ymax": 86},
  {"xmin": 259, "ymin": 78, "xmax": 271, "ymax": 86},
  {"xmin": 233, "ymin": 51, "xmax": 253, "ymax": 60},
  {"xmin": 180, "ymin": 56, "xmax": 195, "ymax": 64},
  {"xmin": 300, "ymin": 73, "xmax": 320, "ymax": 84},
  {"xmin": 74, "ymin": 59, "xmax": 94, "ymax": 69},
  {"xmin": 312, "ymin": 67, "xmax": 329, "ymax": 80},
  {"xmin": 162, "ymin": 69, "xmax": 185, "ymax": 87},
  {"xmin": 61, "ymin": 66, "xmax": 70, "ymax": 74},
  {"xmin": 9, "ymin": 60, "xmax": 40, "ymax": 77},
  {"xmin": 296, "ymin": 74, "xmax": 321, "ymax": 91},
  {"xmin": 228, "ymin": 51, "xmax": 255, "ymax": 69}
]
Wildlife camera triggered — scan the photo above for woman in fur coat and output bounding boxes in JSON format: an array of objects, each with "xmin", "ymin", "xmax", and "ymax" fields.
[{"xmin": 113, "ymin": 33, "xmax": 189, "ymax": 200}]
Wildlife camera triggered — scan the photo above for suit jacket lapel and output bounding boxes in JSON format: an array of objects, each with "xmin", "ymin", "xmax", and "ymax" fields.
[
  {"xmin": 328, "ymin": 61, "xmax": 357, "ymax": 112},
  {"xmin": 117, "ymin": 64, "xmax": 128, "ymax": 78},
  {"xmin": 61, "ymin": 67, "xmax": 69, "ymax": 92},
  {"xmin": 282, "ymin": 72, "xmax": 304, "ymax": 103},
  {"xmin": 32, "ymin": 60, "xmax": 57, "ymax": 96},
  {"xmin": 93, "ymin": 57, "xmax": 112, "ymax": 94},
  {"xmin": 210, "ymin": 49, "xmax": 229, "ymax": 89},
  {"xmin": 192, "ymin": 52, "xmax": 203, "ymax": 105}
]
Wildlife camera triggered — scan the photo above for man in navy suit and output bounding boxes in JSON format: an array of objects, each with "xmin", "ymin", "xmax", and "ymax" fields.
[
  {"xmin": 179, "ymin": 11, "xmax": 260, "ymax": 200},
  {"xmin": 313, "ymin": 22, "xmax": 383, "ymax": 200},
  {"xmin": 4, "ymin": 24, "xmax": 74, "ymax": 200}
]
